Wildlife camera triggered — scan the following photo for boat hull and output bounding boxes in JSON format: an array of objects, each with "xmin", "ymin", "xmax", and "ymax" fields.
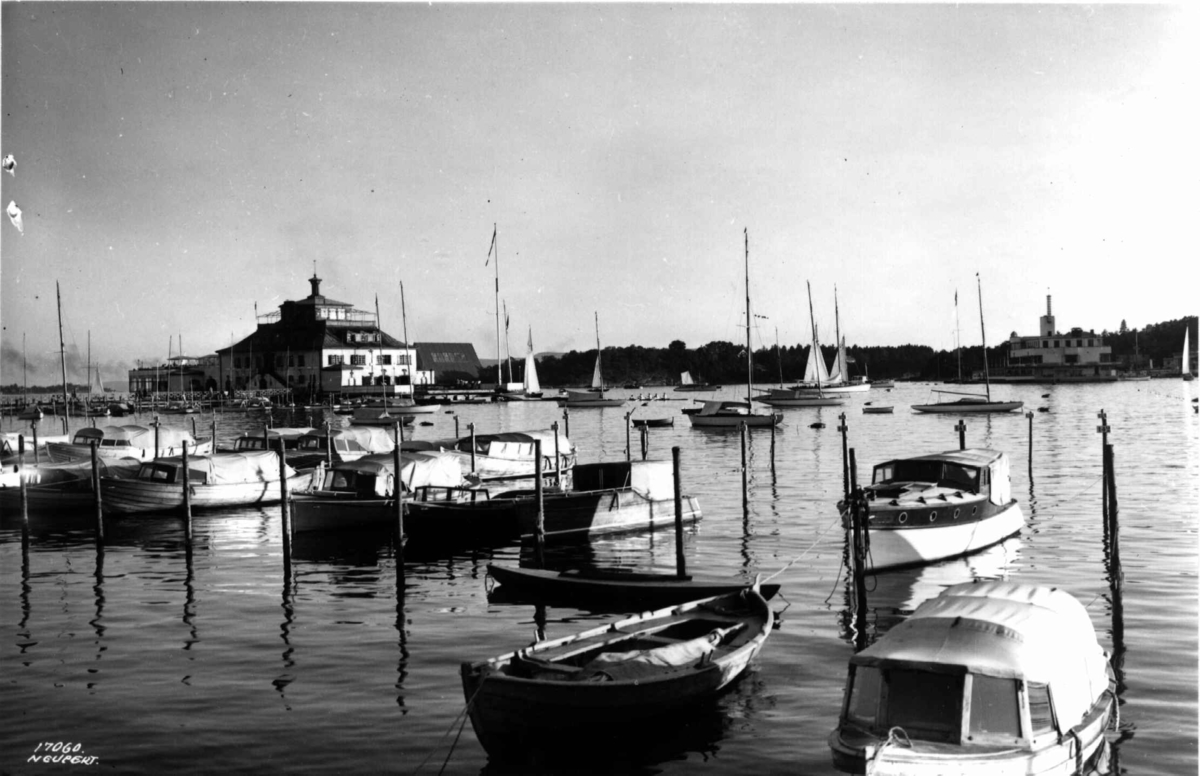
[
  {"xmin": 757, "ymin": 396, "xmax": 844, "ymax": 407},
  {"xmin": 47, "ymin": 440, "xmax": 214, "ymax": 463},
  {"xmin": 461, "ymin": 588, "xmax": 771, "ymax": 764},
  {"xmin": 100, "ymin": 472, "xmax": 314, "ymax": 515},
  {"xmin": 557, "ymin": 399, "xmax": 627, "ymax": 408},
  {"xmin": 912, "ymin": 401, "xmax": 1023, "ymax": 414},
  {"xmin": 515, "ymin": 489, "xmax": 702, "ymax": 539},
  {"xmin": 688, "ymin": 413, "xmax": 781, "ymax": 427},
  {"xmin": 849, "ymin": 500, "xmax": 1024, "ymax": 571}
]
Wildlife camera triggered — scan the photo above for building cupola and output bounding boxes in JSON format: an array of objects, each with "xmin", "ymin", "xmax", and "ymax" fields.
[{"xmin": 309, "ymin": 274, "xmax": 322, "ymax": 299}]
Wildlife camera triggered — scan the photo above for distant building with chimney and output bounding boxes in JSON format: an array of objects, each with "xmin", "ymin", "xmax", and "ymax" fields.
[{"xmin": 998, "ymin": 295, "xmax": 1117, "ymax": 382}]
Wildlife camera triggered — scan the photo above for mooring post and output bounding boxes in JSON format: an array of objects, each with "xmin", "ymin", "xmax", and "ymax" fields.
[
  {"xmin": 851, "ymin": 488, "xmax": 869, "ymax": 653},
  {"xmin": 955, "ymin": 419, "xmax": 966, "ymax": 450},
  {"xmin": 534, "ymin": 439, "xmax": 545, "ymax": 569},
  {"xmin": 740, "ymin": 421, "xmax": 749, "ymax": 521},
  {"xmin": 1026, "ymin": 411, "xmax": 1034, "ymax": 475},
  {"xmin": 849, "ymin": 446, "xmax": 859, "ymax": 492},
  {"xmin": 18, "ymin": 435, "xmax": 28, "ymax": 524},
  {"xmin": 181, "ymin": 440, "xmax": 192, "ymax": 538},
  {"xmin": 673, "ymin": 446, "xmax": 686, "ymax": 578},
  {"xmin": 640, "ymin": 424, "xmax": 648, "ymax": 461},
  {"xmin": 453, "ymin": 414, "xmax": 460, "ymax": 438},
  {"xmin": 1105, "ymin": 443, "xmax": 1119, "ymax": 567},
  {"xmin": 393, "ymin": 421, "xmax": 400, "ymax": 450},
  {"xmin": 392, "ymin": 443, "xmax": 405, "ymax": 556},
  {"xmin": 277, "ymin": 436, "xmax": 291, "ymax": 541},
  {"xmin": 552, "ymin": 421, "xmax": 562, "ymax": 489},
  {"xmin": 838, "ymin": 412, "xmax": 849, "ymax": 500},
  {"xmin": 1097, "ymin": 410, "xmax": 1110, "ymax": 522},
  {"xmin": 91, "ymin": 441, "xmax": 104, "ymax": 543},
  {"xmin": 770, "ymin": 419, "xmax": 776, "ymax": 472},
  {"xmin": 32, "ymin": 422, "xmax": 39, "ymax": 465},
  {"xmin": 191, "ymin": 416, "xmax": 197, "ymax": 438},
  {"xmin": 211, "ymin": 419, "xmax": 217, "ymax": 454},
  {"xmin": 562, "ymin": 408, "xmax": 570, "ymax": 439},
  {"xmin": 325, "ymin": 421, "xmax": 333, "ymax": 464},
  {"xmin": 468, "ymin": 423, "xmax": 477, "ymax": 476},
  {"xmin": 625, "ymin": 411, "xmax": 632, "ymax": 462},
  {"xmin": 153, "ymin": 417, "xmax": 160, "ymax": 459}
]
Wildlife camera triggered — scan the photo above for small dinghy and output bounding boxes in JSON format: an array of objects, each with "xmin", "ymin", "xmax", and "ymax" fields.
[{"xmin": 461, "ymin": 584, "xmax": 772, "ymax": 764}]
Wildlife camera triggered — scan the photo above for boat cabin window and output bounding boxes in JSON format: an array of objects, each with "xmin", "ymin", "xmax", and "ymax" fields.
[
  {"xmin": 139, "ymin": 464, "xmax": 177, "ymax": 483},
  {"xmin": 939, "ymin": 463, "xmax": 979, "ymax": 492},
  {"xmin": 322, "ymin": 470, "xmax": 354, "ymax": 491},
  {"xmin": 885, "ymin": 669, "xmax": 962, "ymax": 743},
  {"xmin": 876, "ymin": 460, "xmax": 943, "ymax": 485},
  {"xmin": 967, "ymin": 675, "xmax": 1022, "ymax": 741},
  {"xmin": 237, "ymin": 438, "xmax": 267, "ymax": 451},
  {"xmin": 1027, "ymin": 682, "xmax": 1055, "ymax": 738},
  {"xmin": 101, "ymin": 439, "xmax": 130, "ymax": 448},
  {"xmin": 846, "ymin": 666, "xmax": 883, "ymax": 728}
]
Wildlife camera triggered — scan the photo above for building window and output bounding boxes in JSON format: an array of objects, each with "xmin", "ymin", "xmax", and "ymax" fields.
[
  {"xmin": 298, "ymin": 355, "xmax": 306, "ymax": 368},
  {"xmin": 1088, "ymin": 339, "xmax": 1094, "ymax": 347},
  {"xmin": 350, "ymin": 354, "xmax": 367, "ymax": 366},
  {"xmin": 397, "ymin": 354, "xmax": 411, "ymax": 366},
  {"xmin": 328, "ymin": 355, "xmax": 343, "ymax": 366},
  {"xmin": 1054, "ymin": 340, "xmax": 1060, "ymax": 348},
  {"xmin": 1042, "ymin": 341, "xmax": 1048, "ymax": 348},
  {"xmin": 378, "ymin": 354, "xmax": 392, "ymax": 365}
]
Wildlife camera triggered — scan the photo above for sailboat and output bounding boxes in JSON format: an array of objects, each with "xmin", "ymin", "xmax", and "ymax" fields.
[
  {"xmin": 674, "ymin": 370, "xmax": 715, "ymax": 392},
  {"xmin": 758, "ymin": 282, "xmax": 844, "ymax": 408},
  {"xmin": 503, "ymin": 327, "xmax": 545, "ymax": 401},
  {"xmin": 913, "ymin": 275, "xmax": 1023, "ymax": 413},
  {"xmin": 689, "ymin": 230, "xmax": 782, "ymax": 428},
  {"xmin": 559, "ymin": 313, "xmax": 625, "ymax": 408},
  {"xmin": 1183, "ymin": 328, "xmax": 1195, "ymax": 381},
  {"xmin": 811, "ymin": 288, "xmax": 869, "ymax": 394}
]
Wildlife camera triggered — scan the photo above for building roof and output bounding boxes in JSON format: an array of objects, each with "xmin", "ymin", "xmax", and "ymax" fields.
[{"xmin": 415, "ymin": 343, "xmax": 483, "ymax": 379}]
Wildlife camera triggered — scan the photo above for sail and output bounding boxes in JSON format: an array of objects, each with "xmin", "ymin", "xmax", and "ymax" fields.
[
  {"xmin": 827, "ymin": 337, "xmax": 849, "ymax": 383},
  {"xmin": 1184, "ymin": 329, "xmax": 1191, "ymax": 376},
  {"xmin": 680, "ymin": 371, "xmax": 694, "ymax": 386},
  {"xmin": 803, "ymin": 340, "xmax": 831, "ymax": 385},
  {"xmin": 524, "ymin": 330, "xmax": 541, "ymax": 394},
  {"xmin": 591, "ymin": 353, "xmax": 604, "ymax": 390}
]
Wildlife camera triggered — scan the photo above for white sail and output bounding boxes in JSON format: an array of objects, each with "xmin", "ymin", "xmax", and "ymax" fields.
[
  {"xmin": 591, "ymin": 353, "xmax": 604, "ymax": 390},
  {"xmin": 827, "ymin": 336, "xmax": 849, "ymax": 383},
  {"xmin": 680, "ymin": 371, "xmax": 695, "ymax": 386},
  {"xmin": 1184, "ymin": 329, "xmax": 1191, "ymax": 377},
  {"xmin": 803, "ymin": 339, "xmax": 831, "ymax": 384},
  {"xmin": 524, "ymin": 329, "xmax": 541, "ymax": 394}
]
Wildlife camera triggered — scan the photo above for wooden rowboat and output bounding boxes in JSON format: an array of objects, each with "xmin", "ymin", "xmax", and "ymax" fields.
[
  {"xmin": 486, "ymin": 564, "xmax": 779, "ymax": 611},
  {"xmin": 460, "ymin": 584, "xmax": 772, "ymax": 764},
  {"xmin": 862, "ymin": 405, "xmax": 894, "ymax": 414},
  {"xmin": 631, "ymin": 417, "xmax": 675, "ymax": 428}
]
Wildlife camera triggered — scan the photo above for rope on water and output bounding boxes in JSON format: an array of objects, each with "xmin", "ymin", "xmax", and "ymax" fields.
[
  {"xmin": 412, "ymin": 679, "xmax": 485, "ymax": 776},
  {"xmin": 762, "ymin": 515, "xmax": 844, "ymax": 584}
]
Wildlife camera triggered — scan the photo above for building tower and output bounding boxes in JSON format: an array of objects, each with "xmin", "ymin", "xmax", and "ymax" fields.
[{"xmin": 1040, "ymin": 295, "xmax": 1055, "ymax": 337}]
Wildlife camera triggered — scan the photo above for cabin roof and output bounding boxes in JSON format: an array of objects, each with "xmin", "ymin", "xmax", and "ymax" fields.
[
  {"xmin": 147, "ymin": 451, "xmax": 294, "ymax": 483},
  {"xmin": 329, "ymin": 450, "xmax": 466, "ymax": 489},
  {"xmin": 877, "ymin": 448, "xmax": 1004, "ymax": 469},
  {"xmin": 75, "ymin": 424, "xmax": 195, "ymax": 448},
  {"xmin": 455, "ymin": 429, "xmax": 576, "ymax": 455}
]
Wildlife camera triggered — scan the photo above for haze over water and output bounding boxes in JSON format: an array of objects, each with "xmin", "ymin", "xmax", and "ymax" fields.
[{"xmin": 1, "ymin": 379, "xmax": 1196, "ymax": 774}]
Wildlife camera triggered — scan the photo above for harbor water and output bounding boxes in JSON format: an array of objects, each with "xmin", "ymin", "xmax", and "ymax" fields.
[{"xmin": 1, "ymin": 380, "xmax": 1196, "ymax": 774}]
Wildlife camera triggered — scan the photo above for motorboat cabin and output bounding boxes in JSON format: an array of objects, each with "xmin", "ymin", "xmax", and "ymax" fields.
[{"xmin": 829, "ymin": 581, "xmax": 1115, "ymax": 775}]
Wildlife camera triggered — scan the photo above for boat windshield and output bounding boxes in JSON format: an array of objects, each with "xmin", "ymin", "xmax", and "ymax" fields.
[
  {"xmin": 321, "ymin": 470, "xmax": 386, "ymax": 497},
  {"xmin": 873, "ymin": 460, "xmax": 979, "ymax": 491},
  {"xmin": 844, "ymin": 665, "xmax": 963, "ymax": 743}
]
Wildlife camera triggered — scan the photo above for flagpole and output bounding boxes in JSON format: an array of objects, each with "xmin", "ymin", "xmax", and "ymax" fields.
[{"xmin": 494, "ymin": 225, "xmax": 500, "ymax": 389}]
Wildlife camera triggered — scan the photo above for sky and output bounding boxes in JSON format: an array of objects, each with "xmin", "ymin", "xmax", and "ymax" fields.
[{"xmin": 1, "ymin": 2, "xmax": 1195, "ymax": 386}]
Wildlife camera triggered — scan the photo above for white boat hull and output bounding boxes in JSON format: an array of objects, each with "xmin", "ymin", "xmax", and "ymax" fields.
[
  {"xmin": 912, "ymin": 400, "xmax": 1023, "ymax": 414},
  {"xmin": 100, "ymin": 471, "xmax": 314, "ymax": 515},
  {"xmin": 688, "ymin": 413, "xmax": 780, "ymax": 427},
  {"xmin": 47, "ymin": 440, "xmax": 214, "ymax": 463},
  {"xmin": 757, "ymin": 396, "xmax": 844, "ymax": 408},
  {"xmin": 862, "ymin": 502, "xmax": 1024, "ymax": 570}
]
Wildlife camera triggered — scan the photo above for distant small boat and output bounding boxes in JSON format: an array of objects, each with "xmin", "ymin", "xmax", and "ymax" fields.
[
  {"xmin": 461, "ymin": 585, "xmax": 773, "ymax": 765},
  {"xmin": 862, "ymin": 405, "xmax": 894, "ymax": 414},
  {"xmin": 688, "ymin": 400, "xmax": 781, "ymax": 428},
  {"xmin": 486, "ymin": 564, "xmax": 779, "ymax": 611},
  {"xmin": 631, "ymin": 417, "xmax": 674, "ymax": 428},
  {"xmin": 1183, "ymin": 328, "xmax": 1194, "ymax": 381},
  {"xmin": 559, "ymin": 313, "xmax": 626, "ymax": 407},
  {"xmin": 757, "ymin": 388, "xmax": 844, "ymax": 408},
  {"xmin": 673, "ymin": 371, "xmax": 715, "ymax": 392},
  {"xmin": 829, "ymin": 581, "xmax": 1115, "ymax": 775}
]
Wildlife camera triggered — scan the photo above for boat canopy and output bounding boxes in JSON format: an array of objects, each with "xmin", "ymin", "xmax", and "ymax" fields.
[
  {"xmin": 297, "ymin": 426, "xmax": 396, "ymax": 454},
  {"xmin": 872, "ymin": 448, "xmax": 1011, "ymax": 506},
  {"xmin": 329, "ymin": 451, "xmax": 465, "ymax": 493},
  {"xmin": 140, "ymin": 451, "xmax": 295, "ymax": 484},
  {"xmin": 234, "ymin": 427, "xmax": 315, "ymax": 451},
  {"xmin": 72, "ymin": 424, "xmax": 196, "ymax": 450},
  {"xmin": 852, "ymin": 581, "xmax": 1110, "ymax": 729},
  {"xmin": 696, "ymin": 400, "xmax": 751, "ymax": 416},
  {"xmin": 454, "ymin": 429, "xmax": 576, "ymax": 459},
  {"xmin": 19, "ymin": 457, "xmax": 142, "ymax": 485}
]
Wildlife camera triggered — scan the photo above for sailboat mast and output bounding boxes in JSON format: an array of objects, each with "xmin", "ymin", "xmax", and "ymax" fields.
[
  {"xmin": 503, "ymin": 300, "xmax": 512, "ymax": 385},
  {"xmin": 745, "ymin": 228, "xmax": 752, "ymax": 405},
  {"xmin": 57, "ymin": 282, "xmax": 70, "ymax": 420},
  {"xmin": 23, "ymin": 333, "xmax": 28, "ymax": 405},
  {"xmin": 400, "ymin": 280, "xmax": 411, "ymax": 389},
  {"xmin": 955, "ymin": 289, "xmax": 962, "ymax": 382},
  {"xmin": 806, "ymin": 281, "xmax": 825, "ymax": 398},
  {"xmin": 977, "ymin": 273, "xmax": 991, "ymax": 401},
  {"xmin": 833, "ymin": 285, "xmax": 842, "ymax": 381},
  {"xmin": 87, "ymin": 331, "xmax": 92, "ymax": 399},
  {"xmin": 493, "ymin": 224, "xmax": 500, "ymax": 387}
]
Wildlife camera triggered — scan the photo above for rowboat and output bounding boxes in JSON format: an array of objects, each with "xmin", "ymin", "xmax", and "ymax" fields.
[
  {"xmin": 289, "ymin": 450, "xmax": 466, "ymax": 533},
  {"xmin": 486, "ymin": 564, "xmax": 780, "ymax": 611},
  {"xmin": 841, "ymin": 449, "xmax": 1023, "ymax": 571},
  {"xmin": 862, "ymin": 405, "xmax": 894, "ymax": 414},
  {"xmin": 347, "ymin": 406, "xmax": 415, "ymax": 426},
  {"xmin": 515, "ymin": 459, "xmax": 702, "ymax": 539},
  {"xmin": 99, "ymin": 451, "xmax": 313, "ymax": 515},
  {"xmin": 557, "ymin": 389, "xmax": 625, "ymax": 408},
  {"xmin": 829, "ymin": 581, "xmax": 1115, "ymax": 775},
  {"xmin": 46, "ymin": 424, "xmax": 212, "ymax": 463},
  {"xmin": 0, "ymin": 457, "xmax": 141, "ymax": 512},
  {"xmin": 631, "ymin": 417, "xmax": 674, "ymax": 428},
  {"xmin": 461, "ymin": 584, "xmax": 773, "ymax": 764},
  {"xmin": 688, "ymin": 399, "xmax": 782, "ymax": 428}
]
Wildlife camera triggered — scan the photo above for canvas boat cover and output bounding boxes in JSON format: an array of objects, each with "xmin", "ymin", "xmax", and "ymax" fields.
[
  {"xmin": 564, "ymin": 389, "xmax": 602, "ymax": 402},
  {"xmin": 331, "ymin": 451, "xmax": 466, "ymax": 492},
  {"xmin": 629, "ymin": 459, "xmax": 676, "ymax": 501},
  {"xmin": 72, "ymin": 424, "xmax": 196, "ymax": 450},
  {"xmin": 696, "ymin": 400, "xmax": 751, "ymax": 416},
  {"xmin": 14, "ymin": 457, "xmax": 142, "ymax": 485},
  {"xmin": 454, "ymin": 429, "xmax": 576, "ymax": 459},
  {"xmin": 144, "ymin": 451, "xmax": 295, "ymax": 484},
  {"xmin": 298, "ymin": 426, "xmax": 396, "ymax": 453},
  {"xmin": 853, "ymin": 581, "xmax": 1110, "ymax": 728}
]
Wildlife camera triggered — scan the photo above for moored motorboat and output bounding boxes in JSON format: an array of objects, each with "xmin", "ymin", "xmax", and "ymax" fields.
[
  {"xmin": 450, "ymin": 428, "xmax": 576, "ymax": 486},
  {"xmin": 688, "ymin": 399, "xmax": 782, "ymax": 428},
  {"xmin": 757, "ymin": 388, "xmax": 845, "ymax": 408},
  {"xmin": 631, "ymin": 416, "xmax": 674, "ymax": 428},
  {"xmin": 841, "ymin": 448, "xmax": 1023, "ymax": 571},
  {"xmin": 99, "ymin": 451, "xmax": 312, "ymax": 515},
  {"xmin": 461, "ymin": 584, "xmax": 773, "ymax": 764},
  {"xmin": 557, "ymin": 389, "xmax": 626, "ymax": 408},
  {"xmin": 829, "ymin": 581, "xmax": 1115, "ymax": 775},
  {"xmin": 0, "ymin": 457, "xmax": 142, "ymax": 512},
  {"xmin": 46, "ymin": 424, "xmax": 212, "ymax": 463},
  {"xmin": 514, "ymin": 459, "xmax": 701, "ymax": 539}
]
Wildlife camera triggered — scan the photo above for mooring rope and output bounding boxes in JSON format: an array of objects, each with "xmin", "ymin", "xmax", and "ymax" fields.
[
  {"xmin": 762, "ymin": 515, "xmax": 844, "ymax": 584},
  {"xmin": 412, "ymin": 680, "xmax": 485, "ymax": 775}
]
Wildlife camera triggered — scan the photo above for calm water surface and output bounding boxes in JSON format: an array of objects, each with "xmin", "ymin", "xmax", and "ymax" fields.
[{"xmin": 1, "ymin": 381, "xmax": 1196, "ymax": 774}]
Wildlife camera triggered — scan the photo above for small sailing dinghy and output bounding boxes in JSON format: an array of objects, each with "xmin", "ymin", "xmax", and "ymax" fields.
[
  {"xmin": 460, "ymin": 584, "xmax": 773, "ymax": 764},
  {"xmin": 829, "ymin": 581, "xmax": 1115, "ymax": 775}
]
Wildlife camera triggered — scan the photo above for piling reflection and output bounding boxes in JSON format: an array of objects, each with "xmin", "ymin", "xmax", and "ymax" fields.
[
  {"xmin": 89, "ymin": 544, "xmax": 106, "ymax": 691},
  {"xmin": 394, "ymin": 556, "xmax": 409, "ymax": 714}
]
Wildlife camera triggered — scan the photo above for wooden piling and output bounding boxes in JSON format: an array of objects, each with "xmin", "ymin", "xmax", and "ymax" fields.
[
  {"xmin": 1026, "ymin": 411, "xmax": 1034, "ymax": 476},
  {"xmin": 562, "ymin": 408, "xmax": 570, "ymax": 439},
  {"xmin": 181, "ymin": 440, "xmax": 192, "ymax": 537},
  {"xmin": 740, "ymin": 421, "xmax": 749, "ymax": 521},
  {"xmin": 1097, "ymin": 410, "xmax": 1110, "ymax": 522},
  {"xmin": 454, "ymin": 415, "xmax": 460, "ymax": 438},
  {"xmin": 625, "ymin": 411, "xmax": 632, "ymax": 462},
  {"xmin": 469, "ymin": 423, "xmax": 477, "ymax": 476},
  {"xmin": 640, "ymin": 424, "xmax": 648, "ymax": 461},
  {"xmin": 153, "ymin": 417, "xmax": 160, "ymax": 459},
  {"xmin": 770, "ymin": 419, "xmax": 776, "ymax": 473},
  {"xmin": 672, "ymin": 446, "xmax": 686, "ymax": 578},
  {"xmin": 393, "ymin": 443, "xmax": 405, "ymax": 554},
  {"xmin": 277, "ymin": 436, "xmax": 292, "ymax": 540},
  {"xmin": 838, "ymin": 412, "xmax": 849, "ymax": 500},
  {"xmin": 534, "ymin": 439, "xmax": 545, "ymax": 568},
  {"xmin": 956, "ymin": 419, "xmax": 966, "ymax": 450},
  {"xmin": 211, "ymin": 419, "xmax": 217, "ymax": 453},
  {"xmin": 91, "ymin": 441, "xmax": 104, "ymax": 542},
  {"xmin": 1105, "ymin": 443, "xmax": 1119, "ymax": 566},
  {"xmin": 552, "ymin": 421, "xmax": 562, "ymax": 488},
  {"xmin": 32, "ymin": 423, "xmax": 39, "ymax": 465},
  {"xmin": 191, "ymin": 416, "xmax": 197, "ymax": 438},
  {"xmin": 18, "ymin": 435, "xmax": 28, "ymax": 524}
]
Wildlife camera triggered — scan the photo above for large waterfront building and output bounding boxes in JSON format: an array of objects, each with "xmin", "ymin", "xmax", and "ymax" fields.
[{"xmin": 999, "ymin": 295, "xmax": 1117, "ymax": 382}]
